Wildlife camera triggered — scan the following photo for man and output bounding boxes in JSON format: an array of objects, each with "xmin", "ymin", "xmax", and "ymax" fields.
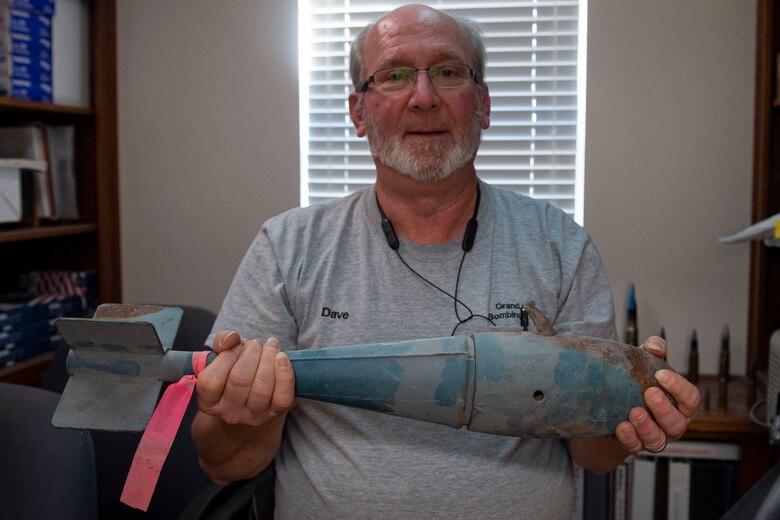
[{"xmin": 192, "ymin": 5, "xmax": 700, "ymax": 518}]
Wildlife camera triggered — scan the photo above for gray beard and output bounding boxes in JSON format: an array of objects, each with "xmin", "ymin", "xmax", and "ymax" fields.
[{"xmin": 364, "ymin": 106, "xmax": 484, "ymax": 182}]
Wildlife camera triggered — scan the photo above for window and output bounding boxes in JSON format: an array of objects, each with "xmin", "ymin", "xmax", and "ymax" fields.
[{"xmin": 299, "ymin": 0, "xmax": 587, "ymax": 222}]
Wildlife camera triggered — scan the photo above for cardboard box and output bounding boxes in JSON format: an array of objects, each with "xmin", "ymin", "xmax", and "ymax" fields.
[
  {"xmin": 0, "ymin": 319, "xmax": 54, "ymax": 347},
  {"xmin": 0, "ymin": 334, "xmax": 58, "ymax": 368},
  {"xmin": 0, "ymin": 292, "xmax": 85, "ymax": 330},
  {"xmin": 0, "ymin": 53, "xmax": 52, "ymax": 82},
  {"xmin": 0, "ymin": 6, "xmax": 52, "ymax": 39},
  {"xmin": 0, "ymin": 74, "xmax": 51, "ymax": 101},
  {"xmin": 0, "ymin": 30, "xmax": 51, "ymax": 60},
  {"xmin": 0, "ymin": 0, "xmax": 55, "ymax": 16}
]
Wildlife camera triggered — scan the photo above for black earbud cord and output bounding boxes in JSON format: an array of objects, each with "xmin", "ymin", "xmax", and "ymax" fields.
[{"xmin": 376, "ymin": 184, "xmax": 496, "ymax": 335}]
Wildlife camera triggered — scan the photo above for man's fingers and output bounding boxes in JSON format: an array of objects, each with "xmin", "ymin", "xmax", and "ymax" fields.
[
  {"xmin": 640, "ymin": 336, "xmax": 666, "ymax": 359},
  {"xmin": 212, "ymin": 330, "xmax": 242, "ymax": 353},
  {"xmin": 272, "ymin": 352, "xmax": 296, "ymax": 414},
  {"xmin": 655, "ymin": 369, "xmax": 701, "ymax": 419},
  {"xmin": 247, "ymin": 338, "xmax": 281, "ymax": 413},
  {"xmin": 628, "ymin": 405, "xmax": 666, "ymax": 447},
  {"xmin": 197, "ymin": 336, "xmax": 243, "ymax": 409},
  {"xmin": 615, "ymin": 421, "xmax": 643, "ymax": 453}
]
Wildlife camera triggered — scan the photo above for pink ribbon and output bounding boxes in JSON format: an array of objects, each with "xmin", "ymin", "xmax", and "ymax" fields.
[{"xmin": 120, "ymin": 351, "xmax": 209, "ymax": 511}]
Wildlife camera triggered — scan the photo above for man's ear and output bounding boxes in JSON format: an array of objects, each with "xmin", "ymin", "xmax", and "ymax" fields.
[
  {"xmin": 481, "ymin": 84, "xmax": 491, "ymax": 130},
  {"xmin": 348, "ymin": 92, "xmax": 367, "ymax": 137}
]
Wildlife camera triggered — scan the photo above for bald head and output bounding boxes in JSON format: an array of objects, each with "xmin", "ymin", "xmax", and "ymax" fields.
[
  {"xmin": 373, "ymin": 4, "xmax": 461, "ymax": 36},
  {"xmin": 349, "ymin": 5, "xmax": 486, "ymax": 92}
]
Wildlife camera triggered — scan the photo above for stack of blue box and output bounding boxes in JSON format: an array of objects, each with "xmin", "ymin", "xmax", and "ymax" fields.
[
  {"xmin": 0, "ymin": 0, "xmax": 56, "ymax": 103},
  {"xmin": 0, "ymin": 270, "xmax": 95, "ymax": 368}
]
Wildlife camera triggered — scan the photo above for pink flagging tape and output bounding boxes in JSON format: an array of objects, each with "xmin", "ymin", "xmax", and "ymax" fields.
[{"xmin": 120, "ymin": 351, "xmax": 210, "ymax": 511}]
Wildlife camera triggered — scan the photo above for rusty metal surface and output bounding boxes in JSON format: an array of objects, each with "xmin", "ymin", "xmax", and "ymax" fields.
[{"xmin": 91, "ymin": 304, "xmax": 183, "ymax": 350}]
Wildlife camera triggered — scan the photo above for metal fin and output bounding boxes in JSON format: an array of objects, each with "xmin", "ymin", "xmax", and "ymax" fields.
[
  {"xmin": 52, "ymin": 371, "xmax": 162, "ymax": 431},
  {"xmin": 51, "ymin": 304, "xmax": 184, "ymax": 431},
  {"xmin": 523, "ymin": 301, "xmax": 558, "ymax": 336},
  {"xmin": 92, "ymin": 304, "xmax": 183, "ymax": 351},
  {"xmin": 56, "ymin": 319, "xmax": 166, "ymax": 355}
]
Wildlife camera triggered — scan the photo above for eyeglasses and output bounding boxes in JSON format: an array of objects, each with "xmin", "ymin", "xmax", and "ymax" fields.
[{"xmin": 358, "ymin": 63, "xmax": 478, "ymax": 93}]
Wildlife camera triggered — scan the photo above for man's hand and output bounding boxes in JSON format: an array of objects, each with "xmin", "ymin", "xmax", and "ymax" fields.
[
  {"xmin": 196, "ymin": 330, "xmax": 296, "ymax": 427},
  {"xmin": 614, "ymin": 336, "xmax": 701, "ymax": 453}
]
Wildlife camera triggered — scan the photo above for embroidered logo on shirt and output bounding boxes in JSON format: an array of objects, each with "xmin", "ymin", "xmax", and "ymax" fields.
[{"xmin": 488, "ymin": 301, "xmax": 524, "ymax": 322}]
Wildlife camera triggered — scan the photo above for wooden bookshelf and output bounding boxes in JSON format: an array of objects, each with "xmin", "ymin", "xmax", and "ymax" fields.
[
  {"xmin": 687, "ymin": 376, "xmax": 762, "ymax": 434},
  {"xmin": 0, "ymin": 0, "xmax": 120, "ymax": 386},
  {"xmin": 750, "ymin": 0, "xmax": 780, "ymax": 399}
]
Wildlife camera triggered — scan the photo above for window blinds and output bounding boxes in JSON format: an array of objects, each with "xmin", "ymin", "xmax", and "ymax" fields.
[{"xmin": 299, "ymin": 0, "xmax": 584, "ymax": 217}]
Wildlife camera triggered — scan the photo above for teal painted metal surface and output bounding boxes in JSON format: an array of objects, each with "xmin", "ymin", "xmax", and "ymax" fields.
[
  {"xmin": 52, "ymin": 303, "xmax": 673, "ymax": 438},
  {"xmin": 287, "ymin": 336, "xmax": 474, "ymax": 429}
]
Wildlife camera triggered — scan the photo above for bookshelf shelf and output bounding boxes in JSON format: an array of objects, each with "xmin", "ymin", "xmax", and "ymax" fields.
[
  {"xmin": 0, "ymin": 352, "xmax": 54, "ymax": 387},
  {"xmin": 686, "ymin": 375, "xmax": 765, "ymax": 435},
  {"xmin": 0, "ymin": 223, "xmax": 98, "ymax": 243},
  {"xmin": 0, "ymin": 97, "xmax": 94, "ymax": 116}
]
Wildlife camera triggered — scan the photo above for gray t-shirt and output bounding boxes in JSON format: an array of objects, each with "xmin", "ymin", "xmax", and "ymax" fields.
[{"xmin": 210, "ymin": 180, "xmax": 617, "ymax": 519}]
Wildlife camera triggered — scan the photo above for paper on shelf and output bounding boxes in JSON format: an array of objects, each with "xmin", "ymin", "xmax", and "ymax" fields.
[{"xmin": 0, "ymin": 166, "xmax": 22, "ymax": 222}]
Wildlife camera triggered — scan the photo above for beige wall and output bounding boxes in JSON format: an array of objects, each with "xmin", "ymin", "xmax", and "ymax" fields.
[
  {"xmin": 585, "ymin": 1, "xmax": 755, "ymax": 375},
  {"xmin": 117, "ymin": 0, "xmax": 300, "ymax": 312},
  {"xmin": 117, "ymin": 1, "xmax": 756, "ymax": 375}
]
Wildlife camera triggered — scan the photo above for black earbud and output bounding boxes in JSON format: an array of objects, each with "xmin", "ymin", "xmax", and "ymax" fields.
[
  {"xmin": 462, "ymin": 218, "xmax": 478, "ymax": 252},
  {"xmin": 381, "ymin": 217, "xmax": 400, "ymax": 250},
  {"xmin": 461, "ymin": 183, "xmax": 481, "ymax": 252},
  {"xmin": 376, "ymin": 184, "xmax": 480, "ymax": 251},
  {"xmin": 375, "ymin": 196, "xmax": 400, "ymax": 250}
]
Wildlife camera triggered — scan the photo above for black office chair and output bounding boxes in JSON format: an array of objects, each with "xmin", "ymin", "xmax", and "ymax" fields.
[
  {"xmin": 722, "ymin": 461, "xmax": 780, "ymax": 520},
  {"xmin": 43, "ymin": 304, "xmax": 217, "ymax": 519},
  {"xmin": 0, "ymin": 382, "xmax": 97, "ymax": 520}
]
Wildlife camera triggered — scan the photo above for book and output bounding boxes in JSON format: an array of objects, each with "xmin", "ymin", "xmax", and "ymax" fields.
[
  {"xmin": 51, "ymin": 0, "xmax": 88, "ymax": 107},
  {"xmin": 571, "ymin": 463, "xmax": 585, "ymax": 520},
  {"xmin": 654, "ymin": 457, "xmax": 669, "ymax": 520},
  {"xmin": 584, "ymin": 469, "xmax": 612, "ymax": 519},
  {"xmin": 689, "ymin": 459, "xmax": 738, "ymax": 520},
  {"xmin": 667, "ymin": 459, "xmax": 691, "ymax": 520},
  {"xmin": 630, "ymin": 455, "xmax": 657, "ymax": 520},
  {"xmin": 628, "ymin": 441, "xmax": 740, "ymax": 520},
  {"xmin": 612, "ymin": 461, "xmax": 630, "ymax": 520},
  {"xmin": 45, "ymin": 125, "xmax": 78, "ymax": 220},
  {"xmin": 0, "ymin": 125, "xmax": 52, "ymax": 217},
  {"xmin": 0, "ymin": 126, "xmax": 79, "ymax": 219},
  {"xmin": 660, "ymin": 439, "xmax": 740, "ymax": 461}
]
